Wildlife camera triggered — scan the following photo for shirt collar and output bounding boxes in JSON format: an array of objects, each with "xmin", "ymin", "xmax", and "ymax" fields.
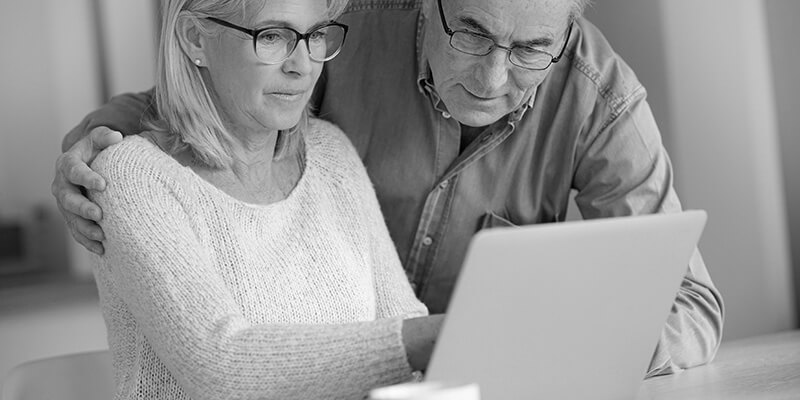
[
  {"xmin": 415, "ymin": 9, "xmax": 430, "ymax": 95},
  {"xmin": 509, "ymin": 91, "xmax": 537, "ymax": 123}
]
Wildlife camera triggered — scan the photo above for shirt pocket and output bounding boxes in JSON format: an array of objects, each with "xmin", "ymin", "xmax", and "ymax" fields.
[{"xmin": 478, "ymin": 211, "xmax": 519, "ymax": 230}]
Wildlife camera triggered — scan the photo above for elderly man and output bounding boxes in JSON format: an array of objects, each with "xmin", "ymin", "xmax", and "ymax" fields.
[{"xmin": 53, "ymin": 0, "xmax": 723, "ymax": 377}]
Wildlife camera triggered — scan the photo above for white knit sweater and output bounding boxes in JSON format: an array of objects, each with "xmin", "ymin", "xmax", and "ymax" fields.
[{"xmin": 90, "ymin": 119, "xmax": 428, "ymax": 400}]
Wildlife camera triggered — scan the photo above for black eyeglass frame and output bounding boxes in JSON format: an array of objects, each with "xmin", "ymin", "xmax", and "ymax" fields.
[
  {"xmin": 206, "ymin": 17, "xmax": 349, "ymax": 64},
  {"xmin": 435, "ymin": 0, "xmax": 572, "ymax": 71}
]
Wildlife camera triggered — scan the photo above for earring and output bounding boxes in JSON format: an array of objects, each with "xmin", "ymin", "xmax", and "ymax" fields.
[{"xmin": 194, "ymin": 59, "xmax": 202, "ymax": 66}]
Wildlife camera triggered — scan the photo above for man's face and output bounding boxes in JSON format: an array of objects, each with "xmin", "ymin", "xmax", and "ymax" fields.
[{"xmin": 423, "ymin": 0, "xmax": 573, "ymax": 127}]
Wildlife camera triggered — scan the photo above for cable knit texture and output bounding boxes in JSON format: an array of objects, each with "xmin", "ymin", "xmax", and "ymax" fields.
[{"xmin": 89, "ymin": 118, "xmax": 428, "ymax": 400}]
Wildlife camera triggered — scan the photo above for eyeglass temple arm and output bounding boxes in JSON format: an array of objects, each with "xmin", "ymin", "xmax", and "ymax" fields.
[
  {"xmin": 437, "ymin": 0, "xmax": 454, "ymax": 35},
  {"xmin": 206, "ymin": 17, "xmax": 258, "ymax": 37},
  {"xmin": 551, "ymin": 22, "xmax": 573, "ymax": 63}
]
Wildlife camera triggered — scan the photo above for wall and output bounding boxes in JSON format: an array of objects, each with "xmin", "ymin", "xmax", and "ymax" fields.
[
  {"xmin": 0, "ymin": 0, "xmax": 101, "ymax": 278},
  {"xmin": 0, "ymin": 0, "xmax": 156, "ymax": 280},
  {"xmin": 587, "ymin": 0, "xmax": 796, "ymax": 340},
  {"xmin": 0, "ymin": 0, "xmax": 155, "ymax": 383},
  {"xmin": 660, "ymin": 0, "xmax": 795, "ymax": 339},
  {"xmin": 0, "ymin": 1, "xmax": 70, "ymax": 220},
  {"xmin": 96, "ymin": 0, "xmax": 159, "ymax": 97},
  {"xmin": 764, "ymin": 0, "xmax": 800, "ymax": 327}
]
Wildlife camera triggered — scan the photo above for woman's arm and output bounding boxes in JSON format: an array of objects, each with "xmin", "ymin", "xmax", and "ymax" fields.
[
  {"xmin": 91, "ymin": 146, "xmax": 415, "ymax": 400},
  {"xmin": 355, "ymin": 147, "xmax": 444, "ymax": 372},
  {"xmin": 318, "ymin": 119, "xmax": 443, "ymax": 372}
]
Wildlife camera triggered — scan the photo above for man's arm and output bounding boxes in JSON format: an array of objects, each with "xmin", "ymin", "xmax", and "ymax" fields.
[
  {"xmin": 573, "ymin": 94, "xmax": 724, "ymax": 377},
  {"xmin": 62, "ymin": 90, "xmax": 155, "ymax": 151},
  {"xmin": 52, "ymin": 89, "xmax": 155, "ymax": 254}
]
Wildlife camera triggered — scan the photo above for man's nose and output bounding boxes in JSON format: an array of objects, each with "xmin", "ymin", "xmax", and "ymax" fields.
[{"xmin": 475, "ymin": 48, "xmax": 511, "ymax": 91}]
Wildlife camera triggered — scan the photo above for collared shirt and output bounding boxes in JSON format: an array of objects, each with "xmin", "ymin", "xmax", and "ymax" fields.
[
  {"xmin": 313, "ymin": 0, "xmax": 723, "ymax": 376},
  {"xmin": 74, "ymin": 0, "xmax": 723, "ymax": 377}
]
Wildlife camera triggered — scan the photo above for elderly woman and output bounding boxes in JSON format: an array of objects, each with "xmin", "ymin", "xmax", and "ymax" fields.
[{"xmin": 88, "ymin": 0, "xmax": 442, "ymax": 399}]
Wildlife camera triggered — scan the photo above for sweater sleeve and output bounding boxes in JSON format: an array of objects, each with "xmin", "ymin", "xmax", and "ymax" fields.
[{"xmin": 90, "ymin": 146, "xmax": 414, "ymax": 400}]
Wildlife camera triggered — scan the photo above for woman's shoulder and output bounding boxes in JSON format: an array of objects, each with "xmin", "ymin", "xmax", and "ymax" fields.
[
  {"xmin": 92, "ymin": 134, "xmax": 158, "ymax": 167},
  {"xmin": 91, "ymin": 133, "xmax": 187, "ymax": 192},
  {"xmin": 306, "ymin": 117, "xmax": 347, "ymax": 140},
  {"xmin": 303, "ymin": 118, "xmax": 372, "ymax": 188},
  {"xmin": 305, "ymin": 118, "xmax": 359, "ymax": 157}
]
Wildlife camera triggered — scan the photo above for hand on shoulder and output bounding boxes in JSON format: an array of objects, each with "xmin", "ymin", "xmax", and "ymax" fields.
[{"xmin": 52, "ymin": 126, "xmax": 123, "ymax": 255}]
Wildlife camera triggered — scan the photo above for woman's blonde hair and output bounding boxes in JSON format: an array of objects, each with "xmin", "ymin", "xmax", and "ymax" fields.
[{"xmin": 149, "ymin": 0, "xmax": 349, "ymax": 168}]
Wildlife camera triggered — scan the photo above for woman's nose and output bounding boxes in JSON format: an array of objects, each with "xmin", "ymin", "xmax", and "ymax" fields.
[{"xmin": 282, "ymin": 40, "xmax": 314, "ymax": 75}]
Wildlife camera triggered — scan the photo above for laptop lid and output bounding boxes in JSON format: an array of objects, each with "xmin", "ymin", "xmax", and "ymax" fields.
[{"xmin": 425, "ymin": 211, "xmax": 707, "ymax": 400}]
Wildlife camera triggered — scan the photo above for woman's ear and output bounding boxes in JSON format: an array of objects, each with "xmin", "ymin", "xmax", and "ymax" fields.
[{"xmin": 176, "ymin": 13, "xmax": 208, "ymax": 66}]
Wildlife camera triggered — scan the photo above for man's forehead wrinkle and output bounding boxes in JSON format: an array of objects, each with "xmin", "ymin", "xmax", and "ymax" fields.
[
  {"xmin": 457, "ymin": 4, "xmax": 559, "ymax": 45},
  {"xmin": 457, "ymin": 16, "xmax": 492, "ymax": 36}
]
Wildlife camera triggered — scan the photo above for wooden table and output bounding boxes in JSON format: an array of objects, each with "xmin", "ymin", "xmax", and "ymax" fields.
[{"xmin": 636, "ymin": 330, "xmax": 800, "ymax": 399}]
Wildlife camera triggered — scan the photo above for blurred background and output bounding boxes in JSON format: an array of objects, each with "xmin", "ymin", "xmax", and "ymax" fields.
[{"xmin": 0, "ymin": 0, "xmax": 798, "ymax": 386}]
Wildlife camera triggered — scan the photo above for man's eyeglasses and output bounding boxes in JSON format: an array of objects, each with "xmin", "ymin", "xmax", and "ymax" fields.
[
  {"xmin": 436, "ymin": 0, "xmax": 572, "ymax": 71},
  {"xmin": 206, "ymin": 17, "xmax": 348, "ymax": 65}
]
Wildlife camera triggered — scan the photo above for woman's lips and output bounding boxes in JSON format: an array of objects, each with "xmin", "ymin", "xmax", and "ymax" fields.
[{"xmin": 266, "ymin": 90, "xmax": 305, "ymax": 102}]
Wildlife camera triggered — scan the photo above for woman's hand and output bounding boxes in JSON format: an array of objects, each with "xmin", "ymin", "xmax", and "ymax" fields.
[{"xmin": 401, "ymin": 314, "xmax": 445, "ymax": 372}]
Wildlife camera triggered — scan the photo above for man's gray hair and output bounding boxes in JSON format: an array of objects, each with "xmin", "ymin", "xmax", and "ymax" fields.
[
  {"xmin": 148, "ymin": 0, "xmax": 348, "ymax": 169},
  {"xmin": 569, "ymin": 0, "xmax": 594, "ymax": 23}
]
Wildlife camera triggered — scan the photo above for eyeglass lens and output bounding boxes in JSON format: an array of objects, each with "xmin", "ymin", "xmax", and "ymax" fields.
[
  {"xmin": 450, "ymin": 31, "xmax": 553, "ymax": 70},
  {"xmin": 256, "ymin": 25, "xmax": 346, "ymax": 63}
]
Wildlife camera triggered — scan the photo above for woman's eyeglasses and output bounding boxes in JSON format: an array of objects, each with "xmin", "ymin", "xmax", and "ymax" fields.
[{"xmin": 206, "ymin": 17, "xmax": 349, "ymax": 65}]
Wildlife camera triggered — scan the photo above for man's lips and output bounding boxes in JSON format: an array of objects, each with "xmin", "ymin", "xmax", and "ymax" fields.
[{"xmin": 461, "ymin": 85, "xmax": 501, "ymax": 100}]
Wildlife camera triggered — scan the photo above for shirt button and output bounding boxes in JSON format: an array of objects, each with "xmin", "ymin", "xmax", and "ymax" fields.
[
  {"xmin": 439, "ymin": 180, "xmax": 449, "ymax": 190},
  {"xmin": 441, "ymin": 111, "xmax": 451, "ymax": 119},
  {"xmin": 422, "ymin": 236, "xmax": 433, "ymax": 246}
]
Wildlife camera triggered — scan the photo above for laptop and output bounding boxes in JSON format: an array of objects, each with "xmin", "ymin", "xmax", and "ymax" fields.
[{"xmin": 425, "ymin": 210, "xmax": 707, "ymax": 400}]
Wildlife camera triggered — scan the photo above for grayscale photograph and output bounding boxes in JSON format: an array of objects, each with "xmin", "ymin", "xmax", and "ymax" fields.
[{"xmin": 1, "ymin": 0, "xmax": 799, "ymax": 399}]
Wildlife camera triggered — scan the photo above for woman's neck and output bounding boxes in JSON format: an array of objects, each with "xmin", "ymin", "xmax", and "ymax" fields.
[
  {"xmin": 146, "ymin": 127, "xmax": 303, "ymax": 205},
  {"xmin": 208, "ymin": 129, "xmax": 304, "ymax": 205},
  {"xmin": 226, "ymin": 129, "xmax": 280, "ymax": 182}
]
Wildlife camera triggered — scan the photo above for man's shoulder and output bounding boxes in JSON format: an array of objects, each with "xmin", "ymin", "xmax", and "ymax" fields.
[
  {"xmin": 560, "ymin": 18, "xmax": 647, "ymax": 113},
  {"xmin": 343, "ymin": 0, "xmax": 422, "ymax": 14}
]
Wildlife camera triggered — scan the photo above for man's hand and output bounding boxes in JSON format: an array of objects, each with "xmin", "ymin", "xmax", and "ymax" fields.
[{"xmin": 52, "ymin": 126, "xmax": 123, "ymax": 255}]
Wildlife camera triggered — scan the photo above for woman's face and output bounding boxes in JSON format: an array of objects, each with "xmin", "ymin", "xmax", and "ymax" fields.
[{"xmin": 202, "ymin": 0, "xmax": 328, "ymax": 135}]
